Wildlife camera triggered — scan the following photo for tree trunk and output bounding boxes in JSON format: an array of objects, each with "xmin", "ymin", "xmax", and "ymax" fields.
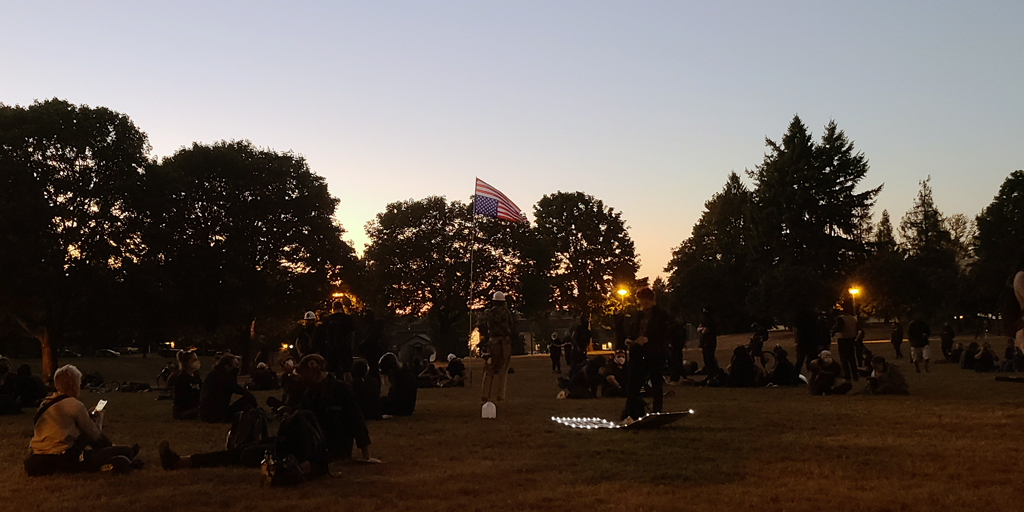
[{"xmin": 39, "ymin": 327, "xmax": 57, "ymax": 384}]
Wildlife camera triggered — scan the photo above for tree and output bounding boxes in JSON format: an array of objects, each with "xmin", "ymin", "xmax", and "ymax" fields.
[
  {"xmin": 746, "ymin": 116, "xmax": 881, "ymax": 322},
  {"xmin": 0, "ymin": 99, "xmax": 150, "ymax": 379},
  {"xmin": 133, "ymin": 140, "xmax": 355, "ymax": 356},
  {"xmin": 971, "ymin": 170, "xmax": 1024, "ymax": 318},
  {"xmin": 898, "ymin": 177, "xmax": 959, "ymax": 320},
  {"xmin": 362, "ymin": 196, "xmax": 528, "ymax": 355},
  {"xmin": 665, "ymin": 172, "xmax": 757, "ymax": 332},
  {"xmin": 854, "ymin": 210, "xmax": 912, "ymax": 320},
  {"xmin": 532, "ymin": 192, "xmax": 638, "ymax": 316}
]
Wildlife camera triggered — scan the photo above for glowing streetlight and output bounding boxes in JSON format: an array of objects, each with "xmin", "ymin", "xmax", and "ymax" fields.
[
  {"xmin": 617, "ymin": 289, "xmax": 628, "ymax": 298},
  {"xmin": 848, "ymin": 287, "xmax": 861, "ymax": 314}
]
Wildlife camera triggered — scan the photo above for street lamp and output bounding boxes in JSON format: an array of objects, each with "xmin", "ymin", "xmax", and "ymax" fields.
[{"xmin": 848, "ymin": 287, "xmax": 860, "ymax": 314}]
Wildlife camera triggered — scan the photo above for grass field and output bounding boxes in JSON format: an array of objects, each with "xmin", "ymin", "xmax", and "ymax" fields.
[{"xmin": 3, "ymin": 332, "xmax": 1023, "ymax": 512}]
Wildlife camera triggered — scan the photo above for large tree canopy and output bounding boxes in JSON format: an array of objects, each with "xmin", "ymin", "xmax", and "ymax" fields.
[
  {"xmin": 533, "ymin": 191, "xmax": 638, "ymax": 315},
  {"xmin": 0, "ymin": 99, "xmax": 150, "ymax": 378},
  {"xmin": 362, "ymin": 196, "xmax": 528, "ymax": 355},
  {"xmin": 747, "ymin": 116, "xmax": 881, "ymax": 321},
  {"xmin": 133, "ymin": 140, "xmax": 355, "ymax": 351}
]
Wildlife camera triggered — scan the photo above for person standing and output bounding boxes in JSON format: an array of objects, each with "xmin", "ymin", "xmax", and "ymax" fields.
[
  {"xmin": 907, "ymin": 317, "xmax": 931, "ymax": 373},
  {"xmin": 621, "ymin": 287, "xmax": 670, "ymax": 422},
  {"xmin": 548, "ymin": 332, "xmax": 562, "ymax": 374},
  {"xmin": 294, "ymin": 311, "xmax": 318, "ymax": 358},
  {"xmin": 571, "ymin": 313, "xmax": 592, "ymax": 366},
  {"xmin": 480, "ymin": 292, "xmax": 515, "ymax": 403},
  {"xmin": 697, "ymin": 308, "xmax": 719, "ymax": 375},
  {"xmin": 940, "ymin": 323, "xmax": 956, "ymax": 362},
  {"xmin": 832, "ymin": 309, "xmax": 860, "ymax": 382},
  {"xmin": 357, "ymin": 309, "xmax": 387, "ymax": 379},
  {"xmin": 890, "ymin": 321, "xmax": 905, "ymax": 360},
  {"xmin": 324, "ymin": 300, "xmax": 356, "ymax": 381}
]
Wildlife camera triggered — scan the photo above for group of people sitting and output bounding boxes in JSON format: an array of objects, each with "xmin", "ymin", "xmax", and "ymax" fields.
[
  {"xmin": 556, "ymin": 350, "xmax": 630, "ymax": 399},
  {"xmin": 413, "ymin": 354, "xmax": 466, "ymax": 388},
  {"xmin": 0, "ymin": 356, "xmax": 48, "ymax": 415},
  {"xmin": 945, "ymin": 339, "xmax": 1022, "ymax": 373}
]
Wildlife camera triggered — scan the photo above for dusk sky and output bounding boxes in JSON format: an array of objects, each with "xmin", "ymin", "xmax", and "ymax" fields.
[{"xmin": 3, "ymin": 1, "xmax": 1021, "ymax": 280}]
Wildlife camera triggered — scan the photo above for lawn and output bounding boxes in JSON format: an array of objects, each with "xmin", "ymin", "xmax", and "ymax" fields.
[{"xmin": 2, "ymin": 332, "xmax": 1023, "ymax": 512}]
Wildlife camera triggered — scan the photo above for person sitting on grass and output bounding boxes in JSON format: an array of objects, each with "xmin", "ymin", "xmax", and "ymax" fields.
[
  {"xmin": 267, "ymin": 357, "xmax": 306, "ymax": 415},
  {"xmin": 808, "ymin": 350, "xmax": 851, "ymax": 396},
  {"xmin": 295, "ymin": 354, "xmax": 375, "ymax": 462},
  {"xmin": 13, "ymin": 363, "xmax": 48, "ymax": 408},
  {"xmin": 172, "ymin": 350, "xmax": 202, "ymax": 420},
  {"xmin": 974, "ymin": 341, "xmax": 999, "ymax": 372},
  {"xmin": 248, "ymin": 362, "xmax": 280, "ymax": 391},
  {"xmin": 766, "ymin": 346, "xmax": 799, "ymax": 387},
  {"xmin": 25, "ymin": 364, "xmax": 141, "ymax": 476},
  {"xmin": 417, "ymin": 360, "xmax": 445, "ymax": 388},
  {"xmin": 0, "ymin": 357, "xmax": 22, "ymax": 415},
  {"xmin": 726, "ymin": 345, "xmax": 756, "ymax": 388},
  {"xmin": 379, "ymin": 352, "xmax": 418, "ymax": 417},
  {"xmin": 351, "ymin": 360, "xmax": 382, "ymax": 421},
  {"xmin": 960, "ymin": 342, "xmax": 980, "ymax": 371},
  {"xmin": 861, "ymin": 356, "xmax": 909, "ymax": 395},
  {"xmin": 999, "ymin": 339, "xmax": 1022, "ymax": 372},
  {"xmin": 199, "ymin": 353, "xmax": 257, "ymax": 423},
  {"xmin": 599, "ymin": 350, "xmax": 629, "ymax": 397},
  {"xmin": 442, "ymin": 353, "xmax": 466, "ymax": 387}
]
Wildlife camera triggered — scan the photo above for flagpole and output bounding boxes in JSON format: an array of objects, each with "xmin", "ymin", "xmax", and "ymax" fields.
[{"xmin": 468, "ymin": 189, "xmax": 478, "ymax": 350}]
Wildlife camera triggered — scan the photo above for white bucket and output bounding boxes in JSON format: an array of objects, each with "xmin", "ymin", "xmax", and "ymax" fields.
[{"xmin": 481, "ymin": 401, "xmax": 496, "ymax": 419}]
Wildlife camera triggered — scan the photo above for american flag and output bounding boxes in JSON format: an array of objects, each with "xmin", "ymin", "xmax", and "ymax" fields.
[{"xmin": 473, "ymin": 178, "xmax": 528, "ymax": 223}]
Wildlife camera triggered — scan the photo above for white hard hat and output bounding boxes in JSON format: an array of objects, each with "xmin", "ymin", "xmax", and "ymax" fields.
[
  {"xmin": 303, "ymin": 311, "xmax": 317, "ymax": 320},
  {"xmin": 448, "ymin": 353, "xmax": 457, "ymax": 362},
  {"xmin": 492, "ymin": 291, "xmax": 506, "ymax": 301}
]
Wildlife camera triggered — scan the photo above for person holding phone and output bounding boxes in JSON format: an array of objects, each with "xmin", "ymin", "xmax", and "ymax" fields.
[{"xmin": 24, "ymin": 365, "xmax": 140, "ymax": 476}]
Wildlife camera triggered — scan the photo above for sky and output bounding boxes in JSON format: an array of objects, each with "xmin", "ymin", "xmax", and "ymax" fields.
[{"xmin": 2, "ymin": 1, "xmax": 1022, "ymax": 280}]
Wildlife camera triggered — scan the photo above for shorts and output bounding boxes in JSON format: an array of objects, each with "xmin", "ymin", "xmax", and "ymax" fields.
[{"xmin": 911, "ymin": 345, "xmax": 930, "ymax": 362}]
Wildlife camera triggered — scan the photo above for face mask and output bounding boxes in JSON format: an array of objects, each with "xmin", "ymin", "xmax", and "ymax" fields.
[{"xmin": 614, "ymin": 357, "xmax": 625, "ymax": 365}]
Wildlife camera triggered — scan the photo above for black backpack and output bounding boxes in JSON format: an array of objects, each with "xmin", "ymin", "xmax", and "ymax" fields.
[
  {"xmin": 265, "ymin": 410, "xmax": 330, "ymax": 486},
  {"xmin": 225, "ymin": 407, "xmax": 270, "ymax": 450}
]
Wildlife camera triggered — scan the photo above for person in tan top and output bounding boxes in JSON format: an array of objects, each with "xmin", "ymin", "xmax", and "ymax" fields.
[{"xmin": 24, "ymin": 364, "xmax": 140, "ymax": 476}]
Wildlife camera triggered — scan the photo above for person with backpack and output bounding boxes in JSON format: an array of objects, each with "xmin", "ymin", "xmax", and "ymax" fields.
[
  {"xmin": 295, "ymin": 354, "xmax": 376, "ymax": 462},
  {"xmin": 25, "ymin": 365, "xmax": 140, "ymax": 476}
]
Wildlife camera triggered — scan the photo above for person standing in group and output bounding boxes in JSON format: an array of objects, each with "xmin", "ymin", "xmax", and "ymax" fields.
[
  {"xmin": 793, "ymin": 309, "xmax": 818, "ymax": 374},
  {"xmin": 562, "ymin": 335, "xmax": 574, "ymax": 369},
  {"xmin": 697, "ymin": 308, "xmax": 719, "ymax": 375},
  {"xmin": 480, "ymin": 291, "xmax": 515, "ymax": 403},
  {"xmin": 571, "ymin": 313, "xmax": 592, "ymax": 366},
  {"xmin": 940, "ymin": 323, "xmax": 956, "ymax": 362},
  {"xmin": 907, "ymin": 317, "xmax": 931, "ymax": 373},
  {"xmin": 621, "ymin": 287, "xmax": 670, "ymax": 422},
  {"xmin": 324, "ymin": 299, "xmax": 356, "ymax": 381},
  {"xmin": 890, "ymin": 321, "xmax": 904, "ymax": 359},
  {"xmin": 357, "ymin": 309, "xmax": 387, "ymax": 379},
  {"xmin": 549, "ymin": 332, "xmax": 562, "ymax": 374},
  {"xmin": 294, "ymin": 311, "xmax": 318, "ymax": 358},
  {"xmin": 832, "ymin": 308, "xmax": 860, "ymax": 382}
]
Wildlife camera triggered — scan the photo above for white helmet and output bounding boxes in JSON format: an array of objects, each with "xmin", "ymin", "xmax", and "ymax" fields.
[
  {"xmin": 492, "ymin": 291, "xmax": 506, "ymax": 301},
  {"xmin": 303, "ymin": 311, "xmax": 317, "ymax": 320}
]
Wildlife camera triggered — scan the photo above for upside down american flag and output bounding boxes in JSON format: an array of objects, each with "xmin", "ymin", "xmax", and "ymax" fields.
[{"xmin": 473, "ymin": 178, "xmax": 528, "ymax": 223}]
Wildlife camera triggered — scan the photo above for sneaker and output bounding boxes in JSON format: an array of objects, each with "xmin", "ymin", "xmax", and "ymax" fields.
[{"xmin": 158, "ymin": 440, "xmax": 180, "ymax": 470}]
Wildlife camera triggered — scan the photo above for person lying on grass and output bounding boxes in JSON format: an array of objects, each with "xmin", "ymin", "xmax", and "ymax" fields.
[
  {"xmin": 160, "ymin": 354, "xmax": 377, "ymax": 470},
  {"xmin": 25, "ymin": 364, "xmax": 141, "ymax": 476}
]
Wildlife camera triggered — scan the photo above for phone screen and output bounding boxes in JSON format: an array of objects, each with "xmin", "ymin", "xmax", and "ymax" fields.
[{"xmin": 94, "ymin": 399, "xmax": 107, "ymax": 413}]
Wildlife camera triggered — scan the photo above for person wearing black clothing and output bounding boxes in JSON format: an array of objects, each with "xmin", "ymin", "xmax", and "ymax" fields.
[
  {"xmin": 324, "ymin": 300, "xmax": 356, "ymax": 379},
  {"xmin": 793, "ymin": 309, "xmax": 818, "ymax": 373},
  {"xmin": 199, "ymin": 353, "xmax": 257, "ymax": 423},
  {"xmin": 891, "ymin": 321, "xmax": 905, "ymax": 360},
  {"xmin": 0, "ymin": 358, "xmax": 20, "ymax": 414},
  {"xmin": 726, "ymin": 346, "xmax": 756, "ymax": 388},
  {"xmin": 378, "ymin": 352, "xmax": 418, "ymax": 416},
  {"xmin": 961, "ymin": 342, "xmax": 980, "ymax": 370},
  {"xmin": 172, "ymin": 350, "xmax": 202, "ymax": 420},
  {"xmin": 941, "ymin": 323, "xmax": 956, "ymax": 362},
  {"xmin": 13, "ymin": 364, "xmax": 47, "ymax": 409},
  {"xmin": 697, "ymin": 309, "xmax": 720, "ymax": 375},
  {"xmin": 351, "ymin": 361, "xmax": 382, "ymax": 420},
  {"xmin": 667, "ymin": 318, "xmax": 687, "ymax": 383},
  {"xmin": 357, "ymin": 309, "xmax": 387, "ymax": 379},
  {"xmin": 444, "ymin": 353, "xmax": 466, "ymax": 386},
  {"xmin": 808, "ymin": 351, "xmax": 851, "ymax": 396},
  {"xmin": 600, "ymin": 351, "xmax": 628, "ymax": 397},
  {"xmin": 571, "ymin": 314, "xmax": 592, "ymax": 366},
  {"xmin": 294, "ymin": 311, "xmax": 318, "ymax": 358},
  {"xmin": 832, "ymin": 311, "xmax": 860, "ymax": 381},
  {"xmin": 549, "ymin": 332, "xmax": 562, "ymax": 373},
  {"xmin": 767, "ymin": 346, "xmax": 799, "ymax": 386},
  {"xmin": 907, "ymin": 318, "xmax": 931, "ymax": 373},
  {"xmin": 621, "ymin": 287, "xmax": 670, "ymax": 421},
  {"xmin": 974, "ymin": 341, "xmax": 998, "ymax": 372},
  {"xmin": 297, "ymin": 354, "xmax": 373, "ymax": 461}
]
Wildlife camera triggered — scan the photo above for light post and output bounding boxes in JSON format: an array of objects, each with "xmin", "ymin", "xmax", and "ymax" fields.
[{"xmin": 848, "ymin": 287, "xmax": 860, "ymax": 315}]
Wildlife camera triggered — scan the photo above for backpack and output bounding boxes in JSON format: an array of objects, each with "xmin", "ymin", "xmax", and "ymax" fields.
[
  {"xmin": 266, "ymin": 409, "xmax": 330, "ymax": 486},
  {"xmin": 225, "ymin": 407, "xmax": 270, "ymax": 450}
]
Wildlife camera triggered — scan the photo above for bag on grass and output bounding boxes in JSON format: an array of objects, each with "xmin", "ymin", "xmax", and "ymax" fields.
[
  {"xmin": 270, "ymin": 409, "xmax": 330, "ymax": 485},
  {"xmin": 226, "ymin": 407, "xmax": 271, "ymax": 450}
]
